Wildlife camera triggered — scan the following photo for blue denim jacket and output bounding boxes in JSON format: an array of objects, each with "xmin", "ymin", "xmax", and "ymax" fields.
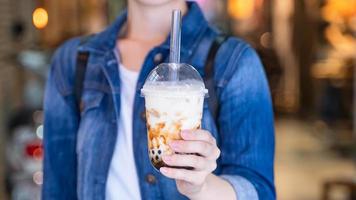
[{"xmin": 43, "ymin": 2, "xmax": 275, "ymax": 200}]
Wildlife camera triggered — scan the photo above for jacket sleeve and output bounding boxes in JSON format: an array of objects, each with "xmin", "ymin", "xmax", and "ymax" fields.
[
  {"xmin": 42, "ymin": 38, "xmax": 81, "ymax": 199},
  {"xmin": 218, "ymin": 42, "xmax": 276, "ymax": 200}
]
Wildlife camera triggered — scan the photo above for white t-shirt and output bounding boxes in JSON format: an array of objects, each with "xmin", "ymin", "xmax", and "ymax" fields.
[{"xmin": 105, "ymin": 59, "xmax": 141, "ymax": 200}]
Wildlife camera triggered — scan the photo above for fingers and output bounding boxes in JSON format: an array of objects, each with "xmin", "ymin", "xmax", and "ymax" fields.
[
  {"xmin": 181, "ymin": 129, "xmax": 216, "ymax": 145},
  {"xmin": 160, "ymin": 129, "xmax": 221, "ymax": 187},
  {"xmin": 170, "ymin": 140, "xmax": 220, "ymax": 159},
  {"xmin": 162, "ymin": 154, "xmax": 209, "ymax": 170},
  {"xmin": 161, "ymin": 130, "xmax": 220, "ymax": 188},
  {"xmin": 160, "ymin": 167, "xmax": 206, "ymax": 185},
  {"xmin": 169, "ymin": 140, "xmax": 212, "ymax": 158}
]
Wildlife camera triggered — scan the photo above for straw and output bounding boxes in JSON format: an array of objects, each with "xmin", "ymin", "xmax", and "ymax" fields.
[{"xmin": 169, "ymin": 10, "xmax": 182, "ymax": 64}]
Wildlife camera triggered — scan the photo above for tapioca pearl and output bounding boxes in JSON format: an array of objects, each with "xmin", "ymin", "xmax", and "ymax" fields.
[{"xmin": 158, "ymin": 150, "xmax": 161, "ymax": 154}]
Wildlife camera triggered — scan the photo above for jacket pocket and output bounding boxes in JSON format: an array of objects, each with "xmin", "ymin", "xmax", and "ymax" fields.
[{"xmin": 80, "ymin": 90, "xmax": 105, "ymax": 116}]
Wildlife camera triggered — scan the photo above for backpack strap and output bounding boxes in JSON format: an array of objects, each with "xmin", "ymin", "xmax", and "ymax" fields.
[
  {"xmin": 73, "ymin": 34, "xmax": 228, "ymax": 122},
  {"xmin": 203, "ymin": 35, "xmax": 229, "ymax": 123},
  {"xmin": 74, "ymin": 35, "xmax": 93, "ymax": 114}
]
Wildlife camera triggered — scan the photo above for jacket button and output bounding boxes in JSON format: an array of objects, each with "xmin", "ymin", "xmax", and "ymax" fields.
[
  {"xmin": 141, "ymin": 111, "xmax": 146, "ymax": 121},
  {"xmin": 146, "ymin": 174, "xmax": 156, "ymax": 184},
  {"xmin": 154, "ymin": 53, "xmax": 163, "ymax": 64}
]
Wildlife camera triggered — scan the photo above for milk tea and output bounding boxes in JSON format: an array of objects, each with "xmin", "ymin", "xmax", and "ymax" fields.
[{"xmin": 143, "ymin": 83, "xmax": 204, "ymax": 170}]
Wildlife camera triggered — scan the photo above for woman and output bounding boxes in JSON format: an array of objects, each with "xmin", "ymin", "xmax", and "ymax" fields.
[{"xmin": 43, "ymin": 0, "xmax": 275, "ymax": 200}]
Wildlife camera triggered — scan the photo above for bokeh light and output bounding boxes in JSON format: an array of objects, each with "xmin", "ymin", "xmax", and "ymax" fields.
[
  {"xmin": 228, "ymin": 0, "xmax": 255, "ymax": 20},
  {"xmin": 33, "ymin": 171, "xmax": 43, "ymax": 185},
  {"xmin": 260, "ymin": 32, "xmax": 272, "ymax": 48},
  {"xmin": 322, "ymin": 0, "xmax": 356, "ymax": 22},
  {"xmin": 36, "ymin": 125, "xmax": 43, "ymax": 139},
  {"xmin": 32, "ymin": 8, "xmax": 48, "ymax": 29}
]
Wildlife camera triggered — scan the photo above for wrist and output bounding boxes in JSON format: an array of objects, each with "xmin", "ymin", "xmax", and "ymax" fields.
[
  {"xmin": 187, "ymin": 174, "xmax": 212, "ymax": 200},
  {"xmin": 186, "ymin": 174, "xmax": 237, "ymax": 200}
]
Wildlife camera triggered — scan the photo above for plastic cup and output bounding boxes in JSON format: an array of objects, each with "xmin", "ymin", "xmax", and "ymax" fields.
[{"xmin": 141, "ymin": 63, "xmax": 208, "ymax": 170}]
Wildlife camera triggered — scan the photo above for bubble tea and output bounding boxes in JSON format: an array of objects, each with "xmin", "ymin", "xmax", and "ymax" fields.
[{"xmin": 141, "ymin": 10, "xmax": 207, "ymax": 170}]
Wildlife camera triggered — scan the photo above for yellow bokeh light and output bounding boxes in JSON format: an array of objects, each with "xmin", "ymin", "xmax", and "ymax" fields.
[
  {"xmin": 322, "ymin": 0, "xmax": 356, "ymax": 22},
  {"xmin": 228, "ymin": 0, "xmax": 255, "ymax": 20},
  {"xmin": 33, "ymin": 8, "xmax": 48, "ymax": 29}
]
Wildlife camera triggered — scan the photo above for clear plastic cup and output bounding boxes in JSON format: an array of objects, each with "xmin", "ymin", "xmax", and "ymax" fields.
[{"xmin": 141, "ymin": 63, "xmax": 208, "ymax": 170}]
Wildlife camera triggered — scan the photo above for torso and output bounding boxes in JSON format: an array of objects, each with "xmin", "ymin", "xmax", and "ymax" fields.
[
  {"xmin": 49, "ymin": 3, "xmax": 248, "ymax": 199},
  {"xmin": 105, "ymin": 37, "xmax": 166, "ymax": 200},
  {"xmin": 105, "ymin": 58, "xmax": 141, "ymax": 200}
]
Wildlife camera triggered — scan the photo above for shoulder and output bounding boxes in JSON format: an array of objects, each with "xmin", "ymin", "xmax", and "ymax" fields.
[
  {"xmin": 220, "ymin": 36, "xmax": 270, "ymax": 100},
  {"xmin": 222, "ymin": 36, "xmax": 258, "ymax": 64},
  {"xmin": 52, "ymin": 37, "xmax": 82, "ymax": 64},
  {"xmin": 206, "ymin": 24, "xmax": 253, "ymax": 56},
  {"xmin": 49, "ymin": 37, "xmax": 82, "ymax": 96},
  {"xmin": 212, "ymin": 33, "xmax": 262, "ymax": 87}
]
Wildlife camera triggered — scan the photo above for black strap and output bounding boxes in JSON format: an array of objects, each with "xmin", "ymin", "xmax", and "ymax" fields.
[
  {"xmin": 203, "ymin": 35, "xmax": 229, "ymax": 122},
  {"xmin": 74, "ymin": 36, "xmax": 93, "ymax": 113},
  {"xmin": 74, "ymin": 52, "xmax": 89, "ymax": 111},
  {"xmin": 74, "ymin": 34, "xmax": 228, "ymax": 122}
]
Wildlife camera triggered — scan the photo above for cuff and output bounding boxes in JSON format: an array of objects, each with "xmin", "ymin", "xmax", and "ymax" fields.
[{"xmin": 220, "ymin": 175, "xmax": 259, "ymax": 200}]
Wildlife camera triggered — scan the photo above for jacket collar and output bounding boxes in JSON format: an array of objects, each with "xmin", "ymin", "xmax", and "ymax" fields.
[{"xmin": 78, "ymin": 1, "xmax": 209, "ymax": 56}]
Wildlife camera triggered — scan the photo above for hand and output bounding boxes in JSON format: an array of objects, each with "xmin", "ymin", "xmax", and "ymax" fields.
[{"xmin": 160, "ymin": 129, "xmax": 221, "ymax": 199}]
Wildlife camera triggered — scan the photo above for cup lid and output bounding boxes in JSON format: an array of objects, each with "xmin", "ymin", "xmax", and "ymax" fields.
[{"xmin": 141, "ymin": 63, "xmax": 208, "ymax": 98}]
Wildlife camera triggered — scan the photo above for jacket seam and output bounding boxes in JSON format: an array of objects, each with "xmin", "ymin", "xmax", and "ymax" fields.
[{"xmin": 220, "ymin": 44, "xmax": 250, "ymax": 87}]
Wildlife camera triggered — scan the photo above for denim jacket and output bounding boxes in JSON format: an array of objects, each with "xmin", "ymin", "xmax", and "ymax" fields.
[{"xmin": 43, "ymin": 2, "xmax": 275, "ymax": 200}]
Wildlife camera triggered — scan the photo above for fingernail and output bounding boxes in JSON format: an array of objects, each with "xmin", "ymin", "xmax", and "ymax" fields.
[
  {"xmin": 169, "ymin": 142, "xmax": 180, "ymax": 150},
  {"xmin": 160, "ymin": 167, "xmax": 168, "ymax": 174}
]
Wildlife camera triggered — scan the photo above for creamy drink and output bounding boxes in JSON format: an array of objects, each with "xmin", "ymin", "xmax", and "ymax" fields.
[{"xmin": 142, "ymin": 79, "xmax": 206, "ymax": 169}]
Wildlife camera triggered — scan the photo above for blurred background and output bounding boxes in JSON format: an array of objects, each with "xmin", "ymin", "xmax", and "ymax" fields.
[{"xmin": 0, "ymin": 0, "xmax": 355, "ymax": 199}]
